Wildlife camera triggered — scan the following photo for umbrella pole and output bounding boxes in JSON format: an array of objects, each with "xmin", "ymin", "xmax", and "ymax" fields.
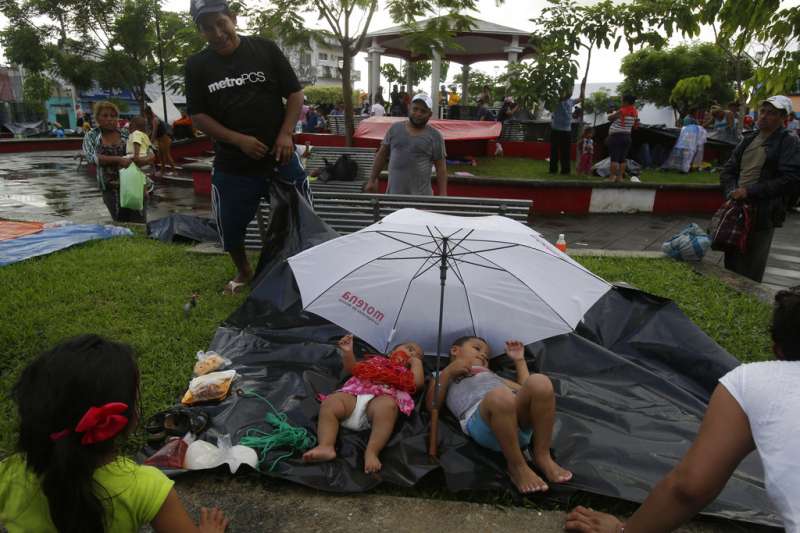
[{"xmin": 429, "ymin": 236, "xmax": 449, "ymax": 458}]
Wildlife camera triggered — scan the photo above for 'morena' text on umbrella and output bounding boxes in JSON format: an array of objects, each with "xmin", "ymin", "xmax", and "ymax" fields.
[{"xmin": 340, "ymin": 291, "xmax": 385, "ymax": 324}]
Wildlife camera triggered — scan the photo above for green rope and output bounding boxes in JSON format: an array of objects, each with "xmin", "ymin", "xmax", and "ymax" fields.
[{"xmin": 237, "ymin": 390, "xmax": 316, "ymax": 472}]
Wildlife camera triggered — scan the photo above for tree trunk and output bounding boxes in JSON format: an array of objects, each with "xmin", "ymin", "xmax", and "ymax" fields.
[
  {"xmin": 341, "ymin": 44, "xmax": 354, "ymax": 147},
  {"xmin": 579, "ymin": 46, "xmax": 592, "ymax": 105}
]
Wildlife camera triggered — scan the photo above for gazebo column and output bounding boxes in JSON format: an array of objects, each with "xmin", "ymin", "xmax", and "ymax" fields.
[
  {"xmin": 461, "ymin": 64, "xmax": 471, "ymax": 104},
  {"xmin": 406, "ymin": 59, "xmax": 414, "ymax": 94},
  {"xmin": 504, "ymin": 35, "xmax": 524, "ymax": 65},
  {"xmin": 366, "ymin": 55, "xmax": 374, "ymax": 103},
  {"xmin": 367, "ymin": 38, "xmax": 385, "ymax": 104},
  {"xmin": 430, "ymin": 47, "xmax": 442, "ymax": 118}
]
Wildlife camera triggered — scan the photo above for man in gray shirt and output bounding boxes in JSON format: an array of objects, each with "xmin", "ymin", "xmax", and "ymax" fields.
[{"xmin": 365, "ymin": 94, "xmax": 448, "ymax": 195}]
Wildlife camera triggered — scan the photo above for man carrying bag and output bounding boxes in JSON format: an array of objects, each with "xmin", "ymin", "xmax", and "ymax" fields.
[{"xmin": 718, "ymin": 95, "xmax": 800, "ymax": 282}]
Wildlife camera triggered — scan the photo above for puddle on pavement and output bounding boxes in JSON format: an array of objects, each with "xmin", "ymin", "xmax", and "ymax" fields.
[{"xmin": 1, "ymin": 151, "xmax": 211, "ymax": 223}]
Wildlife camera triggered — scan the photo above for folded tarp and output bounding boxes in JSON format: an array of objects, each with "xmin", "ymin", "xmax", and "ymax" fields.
[
  {"xmin": 0, "ymin": 223, "xmax": 133, "ymax": 266},
  {"xmin": 148, "ymin": 214, "xmax": 219, "ymax": 244},
  {"xmin": 354, "ymin": 117, "xmax": 502, "ymax": 141},
  {"xmin": 0, "ymin": 220, "xmax": 44, "ymax": 241},
  {"xmin": 187, "ymin": 182, "xmax": 779, "ymax": 528}
]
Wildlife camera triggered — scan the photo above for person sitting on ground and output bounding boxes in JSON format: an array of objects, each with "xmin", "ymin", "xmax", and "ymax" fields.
[
  {"xmin": 82, "ymin": 100, "xmax": 146, "ymax": 223},
  {"xmin": 303, "ymin": 334, "xmax": 424, "ymax": 474},
  {"xmin": 365, "ymin": 93, "xmax": 447, "ymax": 196},
  {"xmin": 426, "ymin": 336, "xmax": 573, "ymax": 494},
  {"xmin": 0, "ymin": 334, "xmax": 229, "ymax": 532},
  {"xmin": 565, "ymin": 286, "xmax": 800, "ymax": 533}
]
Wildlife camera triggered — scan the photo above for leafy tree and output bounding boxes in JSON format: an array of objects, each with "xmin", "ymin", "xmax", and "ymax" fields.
[
  {"xmin": 0, "ymin": 0, "xmax": 205, "ymax": 111},
  {"xmin": 617, "ymin": 43, "xmax": 751, "ymax": 111},
  {"xmin": 670, "ymin": 74, "xmax": 713, "ymax": 118},
  {"xmin": 581, "ymin": 88, "xmax": 620, "ymax": 125},
  {"xmin": 158, "ymin": 10, "xmax": 207, "ymax": 95},
  {"xmin": 22, "ymin": 72, "xmax": 52, "ymax": 113},
  {"xmin": 528, "ymin": 0, "xmax": 677, "ymax": 111},
  {"xmin": 303, "ymin": 84, "xmax": 363, "ymax": 105},
  {"xmin": 452, "ymin": 69, "xmax": 500, "ymax": 105},
  {"xmin": 380, "ymin": 60, "xmax": 449, "ymax": 90}
]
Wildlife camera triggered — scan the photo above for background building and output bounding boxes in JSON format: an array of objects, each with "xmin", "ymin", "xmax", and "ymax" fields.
[{"xmin": 282, "ymin": 36, "xmax": 361, "ymax": 87}]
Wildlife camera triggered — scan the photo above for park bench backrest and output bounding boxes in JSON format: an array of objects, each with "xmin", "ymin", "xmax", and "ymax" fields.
[
  {"xmin": 244, "ymin": 192, "xmax": 533, "ymax": 249},
  {"xmin": 304, "ymin": 146, "xmax": 376, "ymax": 183},
  {"xmin": 326, "ymin": 115, "xmax": 366, "ymax": 136}
]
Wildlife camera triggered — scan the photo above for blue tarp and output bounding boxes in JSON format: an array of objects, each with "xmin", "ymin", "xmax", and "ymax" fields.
[{"xmin": 0, "ymin": 224, "xmax": 133, "ymax": 267}]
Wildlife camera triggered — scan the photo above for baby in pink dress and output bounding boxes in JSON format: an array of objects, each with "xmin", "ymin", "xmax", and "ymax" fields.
[{"xmin": 303, "ymin": 334, "xmax": 425, "ymax": 473}]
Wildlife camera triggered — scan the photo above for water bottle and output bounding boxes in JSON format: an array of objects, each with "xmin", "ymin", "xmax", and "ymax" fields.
[
  {"xmin": 555, "ymin": 233, "xmax": 567, "ymax": 253},
  {"xmin": 294, "ymin": 120, "xmax": 303, "ymax": 133}
]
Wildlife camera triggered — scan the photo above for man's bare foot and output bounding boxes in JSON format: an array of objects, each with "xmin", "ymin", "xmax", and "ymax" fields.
[
  {"xmin": 508, "ymin": 462, "xmax": 548, "ymax": 493},
  {"xmin": 364, "ymin": 451, "xmax": 382, "ymax": 474},
  {"xmin": 533, "ymin": 453, "xmax": 573, "ymax": 483},
  {"xmin": 302, "ymin": 445, "xmax": 336, "ymax": 463}
]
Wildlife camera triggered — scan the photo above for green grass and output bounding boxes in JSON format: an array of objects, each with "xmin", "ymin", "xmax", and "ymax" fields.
[
  {"xmin": 0, "ymin": 235, "xmax": 247, "ymax": 456},
  {"xmin": 452, "ymin": 157, "xmax": 721, "ymax": 185},
  {"xmin": 0, "ymin": 238, "xmax": 771, "ymax": 460}
]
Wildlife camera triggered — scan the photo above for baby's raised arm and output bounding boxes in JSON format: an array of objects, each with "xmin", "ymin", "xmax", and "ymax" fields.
[
  {"xmin": 338, "ymin": 334, "xmax": 357, "ymax": 376},
  {"xmin": 506, "ymin": 340, "xmax": 530, "ymax": 386}
]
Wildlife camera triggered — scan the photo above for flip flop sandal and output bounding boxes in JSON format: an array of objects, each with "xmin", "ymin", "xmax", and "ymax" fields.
[
  {"xmin": 164, "ymin": 408, "xmax": 210, "ymax": 437},
  {"xmin": 223, "ymin": 279, "xmax": 247, "ymax": 295}
]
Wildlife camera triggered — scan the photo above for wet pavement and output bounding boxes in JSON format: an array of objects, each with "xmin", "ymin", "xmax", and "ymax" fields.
[
  {"xmin": 2, "ymin": 149, "xmax": 798, "ymax": 290},
  {"xmin": 0, "ymin": 150, "xmax": 210, "ymax": 224}
]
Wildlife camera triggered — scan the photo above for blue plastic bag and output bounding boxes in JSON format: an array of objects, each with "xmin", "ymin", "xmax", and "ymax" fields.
[{"xmin": 662, "ymin": 223, "xmax": 711, "ymax": 262}]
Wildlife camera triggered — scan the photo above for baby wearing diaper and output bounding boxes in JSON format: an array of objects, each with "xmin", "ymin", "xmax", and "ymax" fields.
[{"xmin": 302, "ymin": 334, "xmax": 424, "ymax": 474}]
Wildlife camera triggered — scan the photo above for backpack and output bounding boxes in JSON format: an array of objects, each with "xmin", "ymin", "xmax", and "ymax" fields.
[
  {"xmin": 321, "ymin": 154, "xmax": 359, "ymax": 182},
  {"xmin": 708, "ymin": 199, "xmax": 752, "ymax": 253}
]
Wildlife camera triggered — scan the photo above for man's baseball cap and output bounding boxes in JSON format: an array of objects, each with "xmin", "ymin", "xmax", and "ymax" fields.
[
  {"xmin": 761, "ymin": 95, "xmax": 793, "ymax": 115},
  {"xmin": 190, "ymin": 0, "xmax": 230, "ymax": 23},
  {"xmin": 411, "ymin": 94, "xmax": 433, "ymax": 110}
]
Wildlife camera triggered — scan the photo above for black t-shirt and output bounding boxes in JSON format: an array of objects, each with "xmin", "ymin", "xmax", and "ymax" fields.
[{"xmin": 185, "ymin": 35, "xmax": 301, "ymax": 176}]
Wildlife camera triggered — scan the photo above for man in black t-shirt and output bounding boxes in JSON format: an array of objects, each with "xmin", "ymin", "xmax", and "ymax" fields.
[{"xmin": 185, "ymin": 0, "xmax": 306, "ymax": 294}]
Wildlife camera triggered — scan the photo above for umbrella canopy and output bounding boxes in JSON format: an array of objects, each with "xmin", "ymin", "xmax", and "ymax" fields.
[{"xmin": 287, "ymin": 209, "xmax": 611, "ymax": 356}]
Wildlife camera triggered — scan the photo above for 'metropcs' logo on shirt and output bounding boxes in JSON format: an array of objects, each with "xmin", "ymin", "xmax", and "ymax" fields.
[{"xmin": 207, "ymin": 71, "xmax": 266, "ymax": 93}]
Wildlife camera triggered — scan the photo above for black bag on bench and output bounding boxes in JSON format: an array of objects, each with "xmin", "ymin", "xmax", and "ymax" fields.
[{"xmin": 320, "ymin": 154, "xmax": 359, "ymax": 182}]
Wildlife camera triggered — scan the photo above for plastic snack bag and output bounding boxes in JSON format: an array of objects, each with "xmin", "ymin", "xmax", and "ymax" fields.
[
  {"xmin": 181, "ymin": 370, "xmax": 237, "ymax": 405},
  {"xmin": 193, "ymin": 350, "xmax": 231, "ymax": 376},
  {"xmin": 144, "ymin": 432, "xmax": 195, "ymax": 469}
]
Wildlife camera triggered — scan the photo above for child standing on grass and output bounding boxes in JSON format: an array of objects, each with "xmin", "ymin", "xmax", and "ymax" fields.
[
  {"xmin": 426, "ymin": 336, "xmax": 572, "ymax": 494},
  {"xmin": 577, "ymin": 127, "xmax": 594, "ymax": 175},
  {"xmin": 0, "ymin": 334, "xmax": 229, "ymax": 533},
  {"xmin": 303, "ymin": 334, "xmax": 425, "ymax": 474}
]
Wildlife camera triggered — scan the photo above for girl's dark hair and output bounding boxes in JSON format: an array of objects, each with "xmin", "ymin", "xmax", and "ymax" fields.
[
  {"xmin": 13, "ymin": 334, "xmax": 140, "ymax": 533},
  {"xmin": 622, "ymin": 94, "xmax": 636, "ymax": 105},
  {"xmin": 771, "ymin": 287, "xmax": 800, "ymax": 361}
]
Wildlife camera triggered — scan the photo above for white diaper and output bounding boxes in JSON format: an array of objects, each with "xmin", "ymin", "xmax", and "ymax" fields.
[{"xmin": 341, "ymin": 394, "xmax": 375, "ymax": 431}]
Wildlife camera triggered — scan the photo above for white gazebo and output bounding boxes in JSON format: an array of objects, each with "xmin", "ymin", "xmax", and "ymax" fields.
[{"xmin": 363, "ymin": 18, "xmax": 535, "ymax": 116}]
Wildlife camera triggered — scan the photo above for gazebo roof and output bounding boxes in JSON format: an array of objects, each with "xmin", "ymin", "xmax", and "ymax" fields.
[{"xmin": 364, "ymin": 18, "xmax": 535, "ymax": 65}]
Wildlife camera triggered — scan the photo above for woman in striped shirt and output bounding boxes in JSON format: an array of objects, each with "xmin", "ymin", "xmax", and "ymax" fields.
[{"xmin": 606, "ymin": 94, "xmax": 638, "ymax": 182}]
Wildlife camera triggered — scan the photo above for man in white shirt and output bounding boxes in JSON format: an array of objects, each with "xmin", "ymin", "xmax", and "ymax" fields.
[{"xmin": 370, "ymin": 100, "xmax": 386, "ymax": 117}]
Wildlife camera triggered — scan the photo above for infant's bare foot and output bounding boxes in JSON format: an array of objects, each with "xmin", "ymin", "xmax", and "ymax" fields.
[
  {"xmin": 364, "ymin": 451, "xmax": 382, "ymax": 474},
  {"xmin": 508, "ymin": 462, "xmax": 548, "ymax": 493},
  {"xmin": 302, "ymin": 445, "xmax": 336, "ymax": 463},
  {"xmin": 533, "ymin": 453, "xmax": 573, "ymax": 483}
]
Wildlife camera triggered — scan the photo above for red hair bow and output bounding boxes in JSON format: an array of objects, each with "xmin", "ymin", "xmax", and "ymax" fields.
[{"xmin": 50, "ymin": 402, "xmax": 130, "ymax": 445}]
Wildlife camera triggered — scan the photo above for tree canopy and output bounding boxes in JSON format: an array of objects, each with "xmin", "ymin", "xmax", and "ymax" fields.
[{"xmin": 617, "ymin": 43, "xmax": 752, "ymax": 109}]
